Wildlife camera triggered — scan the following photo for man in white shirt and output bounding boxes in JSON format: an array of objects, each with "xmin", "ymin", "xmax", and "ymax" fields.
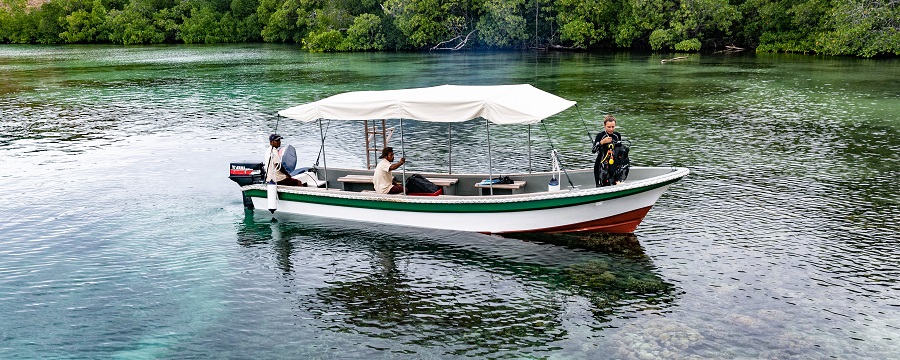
[
  {"xmin": 373, "ymin": 146, "xmax": 406, "ymax": 194},
  {"xmin": 264, "ymin": 134, "xmax": 303, "ymax": 186}
]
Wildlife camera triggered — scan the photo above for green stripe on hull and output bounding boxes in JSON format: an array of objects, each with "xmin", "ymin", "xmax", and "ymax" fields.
[{"xmin": 245, "ymin": 177, "xmax": 681, "ymax": 213}]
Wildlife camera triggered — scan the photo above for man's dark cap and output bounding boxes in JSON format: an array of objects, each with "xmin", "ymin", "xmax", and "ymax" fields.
[
  {"xmin": 379, "ymin": 146, "xmax": 393, "ymax": 159},
  {"xmin": 269, "ymin": 134, "xmax": 283, "ymax": 141}
]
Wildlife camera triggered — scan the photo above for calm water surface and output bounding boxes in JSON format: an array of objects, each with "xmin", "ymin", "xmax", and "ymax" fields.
[{"xmin": 1, "ymin": 44, "xmax": 898, "ymax": 359}]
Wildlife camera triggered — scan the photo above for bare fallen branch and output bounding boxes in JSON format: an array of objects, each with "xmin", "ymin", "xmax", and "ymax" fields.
[
  {"xmin": 431, "ymin": 30, "xmax": 477, "ymax": 51},
  {"xmin": 661, "ymin": 56, "xmax": 688, "ymax": 63},
  {"xmin": 548, "ymin": 44, "xmax": 584, "ymax": 51},
  {"xmin": 431, "ymin": 35, "xmax": 462, "ymax": 50}
]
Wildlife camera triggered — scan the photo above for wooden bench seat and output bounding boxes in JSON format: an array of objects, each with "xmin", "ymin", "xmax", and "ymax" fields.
[
  {"xmin": 421, "ymin": 177, "xmax": 457, "ymax": 187},
  {"xmin": 474, "ymin": 180, "xmax": 526, "ymax": 195},
  {"xmin": 336, "ymin": 174, "xmax": 458, "ymax": 194},
  {"xmin": 336, "ymin": 175, "xmax": 376, "ymax": 184}
]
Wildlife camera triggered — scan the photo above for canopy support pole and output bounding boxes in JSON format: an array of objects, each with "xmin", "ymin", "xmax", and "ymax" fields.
[
  {"xmin": 448, "ymin": 123, "xmax": 452, "ymax": 174},
  {"xmin": 319, "ymin": 119, "xmax": 328, "ymax": 189},
  {"xmin": 314, "ymin": 120, "xmax": 332, "ymax": 168},
  {"xmin": 528, "ymin": 124, "xmax": 532, "ymax": 173},
  {"xmin": 486, "ymin": 119, "xmax": 493, "ymax": 195},
  {"xmin": 400, "ymin": 118, "xmax": 406, "ymax": 195}
]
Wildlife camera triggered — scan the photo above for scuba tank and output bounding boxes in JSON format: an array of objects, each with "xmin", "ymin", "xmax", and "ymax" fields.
[{"xmin": 598, "ymin": 134, "xmax": 623, "ymax": 187}]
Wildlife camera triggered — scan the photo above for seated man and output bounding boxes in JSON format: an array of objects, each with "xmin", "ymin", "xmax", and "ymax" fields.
[
  {"xmin": 373, "ymin": 146, "xmax": 406, "ymax": 194},
  {"xmin": 264, "ymin": 134, "xmax": 304, "ymax": 186}
]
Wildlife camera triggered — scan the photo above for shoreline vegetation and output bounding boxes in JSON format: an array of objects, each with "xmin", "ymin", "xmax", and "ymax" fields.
[{"xmin": 1, "ymin": 0, "xmax": 897, "ymax": 58}]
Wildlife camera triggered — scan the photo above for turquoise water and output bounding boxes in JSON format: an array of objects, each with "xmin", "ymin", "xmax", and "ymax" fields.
[{"xmin": 1, "ymin": 44, "xmax": 898, "ymax": 359}]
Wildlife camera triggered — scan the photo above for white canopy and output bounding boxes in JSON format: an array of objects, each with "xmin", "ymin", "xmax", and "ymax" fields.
[{"xmin": 278, "ymin": 84, "xmax": 577, "ymax": 125}]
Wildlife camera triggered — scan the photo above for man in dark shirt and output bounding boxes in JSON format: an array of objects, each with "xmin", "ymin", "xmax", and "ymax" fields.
[{"xmin": 592, "ymin": 115, "xmax": 622, "ymax": 187}]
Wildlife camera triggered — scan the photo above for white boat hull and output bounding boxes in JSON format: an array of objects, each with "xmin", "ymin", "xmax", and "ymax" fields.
[
  {"xmin": 244, "ymin": 167, "xmax": 688, "ymax": 234},
  {"xmin": 251, "ymin": 185, "xmax": 670, "ymax": 233}
]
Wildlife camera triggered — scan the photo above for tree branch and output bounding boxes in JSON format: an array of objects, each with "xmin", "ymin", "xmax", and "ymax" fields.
[
  {"xmin": 431, "ymin": 35, "xmax": 462, "ymax": 50},
  {"xmin": 431, "ymin": 29, "xmax": 477, "ymax": 51}
]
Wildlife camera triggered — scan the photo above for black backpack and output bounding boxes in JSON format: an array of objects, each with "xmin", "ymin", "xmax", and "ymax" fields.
[
  {"xmin": 599, "ymin": 141, "xmax": 631, "ymax": 186},
  {"xmin": 405, "ymin": 174, "xmax": 440, "ymax": 194},
  {"xmin": 613, "ymin": 142, "xmax": 630, "ymax": 181}
]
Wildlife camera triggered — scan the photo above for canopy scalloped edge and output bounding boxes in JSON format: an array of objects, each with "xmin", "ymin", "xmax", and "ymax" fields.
[{"xmin": 277, "ymin": 84, "xmax": 577, "ymax": 125}]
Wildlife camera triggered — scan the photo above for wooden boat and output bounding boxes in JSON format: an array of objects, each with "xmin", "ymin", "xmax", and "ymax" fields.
[{"xmin": 231, "ymin": 85, "xmax": 689, "ymax": 234}]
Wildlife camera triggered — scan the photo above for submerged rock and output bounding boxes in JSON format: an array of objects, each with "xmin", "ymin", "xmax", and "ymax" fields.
[{"xmin": 611, "ymin": 318, "xmax": 704, "ymax": 359}]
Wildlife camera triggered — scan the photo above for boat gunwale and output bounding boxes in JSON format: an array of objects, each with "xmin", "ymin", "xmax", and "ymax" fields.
[{"xmin": 241, "ymin": 167, "xmax": 689, "ymax": 213}]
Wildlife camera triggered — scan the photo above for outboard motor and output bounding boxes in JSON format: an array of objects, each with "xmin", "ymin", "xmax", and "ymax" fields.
[{"xmin": 228, "ymin": 162, "xmax": 265, "ymax": 209}]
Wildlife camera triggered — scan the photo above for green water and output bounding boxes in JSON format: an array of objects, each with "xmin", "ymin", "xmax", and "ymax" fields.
[{"xmin": 1, "ymin": 44, "xmax": 898, "ymax": 358}]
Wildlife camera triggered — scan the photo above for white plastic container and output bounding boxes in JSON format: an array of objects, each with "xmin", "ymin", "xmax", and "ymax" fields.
[{"xmin": 548, "ymin": 177, "xmax": 560, "ymax": 192}]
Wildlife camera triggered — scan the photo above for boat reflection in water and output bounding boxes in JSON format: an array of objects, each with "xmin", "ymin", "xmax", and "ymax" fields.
[{"xmin": 235, "ymin": 212, "xmax": 678, "ymax": 354}]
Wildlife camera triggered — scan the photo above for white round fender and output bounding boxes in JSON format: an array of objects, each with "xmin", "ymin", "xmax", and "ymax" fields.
[{"xmin": 266, "ymin": 181, "xmax": 278, "ymax": 213}]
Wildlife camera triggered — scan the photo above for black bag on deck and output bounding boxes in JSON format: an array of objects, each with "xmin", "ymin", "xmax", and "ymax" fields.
[{"xmin": 406, "ymin": 174, "xmax": 440, "ymax": 194}]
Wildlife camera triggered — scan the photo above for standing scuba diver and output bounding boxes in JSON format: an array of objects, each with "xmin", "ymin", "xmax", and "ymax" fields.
[{"xmin": 592, "ymin": 115, "xmax": 622, "ymax": 187}]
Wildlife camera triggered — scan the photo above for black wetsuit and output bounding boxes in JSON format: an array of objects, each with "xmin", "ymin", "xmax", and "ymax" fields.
[{"xmin": 593, "ymin": 131, "xmax": 621, "ymax": 187}]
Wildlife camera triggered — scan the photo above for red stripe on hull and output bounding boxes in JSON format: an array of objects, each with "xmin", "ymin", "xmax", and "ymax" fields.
[{"xmin": 505, "ymin": 206, "xmax": 653, "ymax": 234}]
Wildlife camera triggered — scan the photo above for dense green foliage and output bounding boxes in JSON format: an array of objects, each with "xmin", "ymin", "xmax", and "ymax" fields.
[{"xmin": 1, "ymin": 0, "xmax": 897, "ymax": 56}]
